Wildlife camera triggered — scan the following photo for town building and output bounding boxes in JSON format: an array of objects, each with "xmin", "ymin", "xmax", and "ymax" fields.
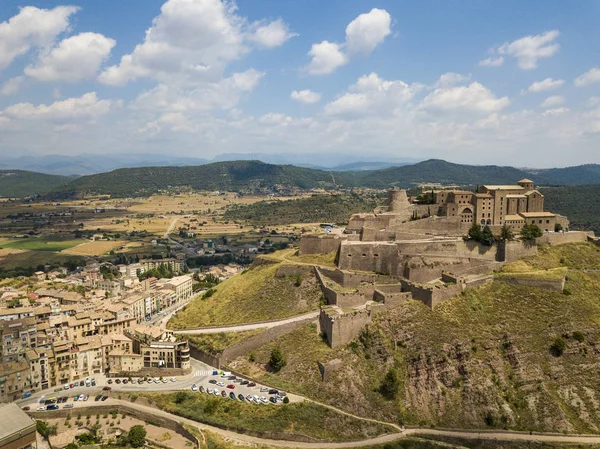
[{"xmin": 0, "ymin": 403, "xmax": 36, "ymax": 449}]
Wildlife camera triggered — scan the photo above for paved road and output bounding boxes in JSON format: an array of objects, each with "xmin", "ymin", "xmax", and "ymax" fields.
[
  {"xmin": 170, "ymin": 310, "xmax": 320, "ymax": 334},
  {"xmin": 30, "ymin": 397, "xmax": 600, "ymax": 448}
]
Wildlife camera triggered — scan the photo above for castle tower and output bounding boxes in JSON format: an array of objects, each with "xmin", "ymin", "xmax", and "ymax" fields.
[
  {"xmin": 517, "ymin": 179, "xmax": 534, "ymax": 191},
  {"xmin": 387, "ymin": 187, "xmax": 410, "ymax": 213}
]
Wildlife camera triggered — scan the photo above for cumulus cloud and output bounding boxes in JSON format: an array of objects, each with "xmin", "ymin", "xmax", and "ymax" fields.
[
  {"xmin": 250, "ymin": 18, "xmax": 297, "ymax": 48},
  {"xmin": 306, "ymin": 41, "xmax": 347, "ymax": 75},
  {"xmin": 305, "ymin": 8, "xmax": 391, "ymax": 75},
  {"xmin": 0, "ymin": 5, "xmax": 79, "ymax": 71},
  {"xmin": 587, "ymin": 97, "xmax": 600, "ymax": 108},
  {"xmin": 0, "ymin": 77, "xmax": 24, "ymax": 96},
  {"xmin": 524, "ymin": 77, "xmax": 564, "ymax": 93},
  {"xmin": 574, "ymin": 67, "xmax": 600, "ymax": 87},
  {"xmin": 290, "ymin": 89, "xmax": 322, "ymax": 104},
  {"xmin": 542, "ymin": 107, "xmax": 569, "ymax": 116},
  {"xmin": 98, "ymin": 0, "xmax": 291, "ymax": 86},
  {"xmin": 420, "ymin": 82, "xmax": 510, "ymax": 114},
  {"xmin": 1, "ymin": 92, "xmax": 113, "ymax": 121},
  {"xmin": 324, "ymin": 72, "xmax": 420, "ymax": 117},
  {"xmin": 479, "ymin": 56, "xmax": 504, "ymax": 67},
  {"xmin": 25, "ymin": 32, "xmax": 116, "ymax": 82},
  {"xmin": 259, "ymin": 112, "xmax": 293, "ymax": 126},
  {"xmin": 434, "ymin": 72, "xmax": 470, "ymax": 88},
  {"xmin": 541, "ymin": 95, "xmax": 565, "ymax": 108},
  {"xmin": 345, "ymin": 8, "xmax": 391, "ymax": 55},
  {"xmin": 496, "ymin": 30, "xmax": 560, "ymax": 70}
]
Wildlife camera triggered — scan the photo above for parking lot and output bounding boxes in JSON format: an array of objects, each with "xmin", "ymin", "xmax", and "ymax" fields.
[{"xmin": 18, "ymin": 358, "xmax": 297, "ymax": 412}]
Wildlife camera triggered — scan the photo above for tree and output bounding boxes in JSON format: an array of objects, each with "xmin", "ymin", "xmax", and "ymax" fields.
[
  {"xmin": 269, "ymin": 347, "xmax": 286, "ymax": 372},
  {"xmin": 467, "ymin": 223, "xmax": 483, "ymax": 241},
  {"xmin": 550, "ymin": 336, "xmax": 567, "ymax": 357},
  {"xmin": 36, "ymin": 421, "xmax": 57, "ymax": 440},
  {"xmin": 65, "ymin": 443, "xmax": 78, "ymax": 449},
  {"xmin": 555, "ymin": 223, "xmax": 563, "ymax": 232},
  {"xmin": 520, "ymin": 223, "xmax": 543, "ymax": 241},
  {"xmin": 127, "ymin": 425, "xmax": 147, "ymax": 448},
  {"xmin": 380, "ymin": 368, "xmax": 400, "ymax": 399},
  {"xmin": 500, "ymin": 224, "xmax": 514, "ymax": 242},
  {"xmin": 480, "ymin": 226, "xmax": 495, "ymax": 246},
  {"xmin": 174, "ymin": 391, "xmax": 187, "ymax": 404}
]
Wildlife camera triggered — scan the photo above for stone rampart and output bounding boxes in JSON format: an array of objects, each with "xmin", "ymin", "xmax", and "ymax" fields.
[
  {"xmin": 387, "ymin": 216, "xmax": 469, "ymax": 236},
  {"xmin": 319, "ymin": 308, "xmax": 371, "ymax": 348},
  {"xmin": 501, "ymin": 240, "xmax": 538, "ymax": 262},
  {"xmin": 314, "ymin": 268, "xmax": 373, "ymax": 307},
  {"xmin": 536, "ymin": 231, "xmax": 593, "ymax": 246},
  {"xmin": 318, "ymin": 267, "xmax": 403, "ymax": 287},
  {"xmin": 400, "ymin": 279, "xmax": 464, "ymax": 309},
  {"xmin": 299, "ymin": 234, "xmax": 347, "ymax": 255}
]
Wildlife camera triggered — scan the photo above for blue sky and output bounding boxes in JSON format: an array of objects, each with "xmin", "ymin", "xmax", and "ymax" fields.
[{"xmin": 0, "ymin": 0, "xmax": 599, "ymax": 167}]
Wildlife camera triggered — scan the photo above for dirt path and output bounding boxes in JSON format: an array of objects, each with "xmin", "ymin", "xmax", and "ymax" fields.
[
  {"xmin": 164, "ymin": 217, "xmax": 180, "ymax": 238},
  {"xmin": 72, "ymin": 399, "xmax": 600, "ymax": 448},
  {"xmin": 170, "ymin": 310, "xmax": 320, "ymax": 334}
]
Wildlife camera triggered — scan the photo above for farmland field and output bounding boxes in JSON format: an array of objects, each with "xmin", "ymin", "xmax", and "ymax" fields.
[
  {"xmin": 61, "ymin": 239, "xmax": 128, "ymax": 256},
  {"xmin": 0, "ymin": 237, "xmax": 84, "ymax": 252}
]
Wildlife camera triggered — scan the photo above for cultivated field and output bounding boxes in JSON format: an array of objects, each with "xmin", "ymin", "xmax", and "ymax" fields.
[
  {"xmin": 0, "ymin": 237, "xmax": 83, "ymax": 252},
  {"xmin": 62, "ymin": 240, "xmax": 128, "ymax": 256}
]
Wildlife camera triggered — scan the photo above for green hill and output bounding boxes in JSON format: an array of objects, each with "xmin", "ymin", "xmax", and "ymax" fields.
[
  {"xmin": 47, "ymin": 160, "xmax": 344, "ymax": 198},
  {"xmin": 230, "ymin": 243, "xmax": 600, "ymax": 434},
  {"xmin": 0, "ymin": 170, "xmax": 72, "ymax": 198},
  {"xmin": 541, "ymin": 184, "xmax": 600, "ymax": 234},
  {"xmin": 533, "ymin": 164, "xmax": 600, "ymax": 186}
]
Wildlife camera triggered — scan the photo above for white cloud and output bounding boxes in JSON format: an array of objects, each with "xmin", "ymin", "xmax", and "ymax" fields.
[
  {"xmin": 250, "ymin": 18, "xmax": 297, "ymax": 48},
  {"xmin": 541, "ymin": 95, "xmax": 565, "ymax": 108},
  {"xmin": 497, "ymin": 30, "xmax": 560, "ymax": 70},
  {"xmin": 1, "ymin": 92, "xmax": 113, "ymax": 121},
  {"xmin": 306, "ymin": 41, "xmax": 347, "ymax": 75},
  {"xmin": 479, "ymin": 56, "xmax": 504, "ymax": 67},
  {"xmin": 420, "ymin": 82, "xmax": 510, "ymax": 114},
  {"xmin": 542, "ymin": 107, "xmax": 569, "ymax": 116},
  {"xmin": 434, "ymin": 72, "xmax": 470, "ymax": 88},
  {"xmin": 324, "ymin": 72, "xmax": 420, "ymax": 117},
  {"xmin": 0, "ymin": 76, "xmax": 24, "ymax": 96},
  {"xmin": 25, "ymin": 32, "xmax": 116, "ymax": 82},
  {"xmin": 132, "ymin": 68, "xmax": 264, "ymax": 112},
  {"xmin": 0, "ymin": 5, "xmax": 79, "ymax": 71},
  {"xmin": 574, "ymin": 67, "xmax": 600, "ymax": 87},
  {"xmin": 524, "ymin": 77, "xmax": 564, "ymax": 93},
  {"xmin": 290, "ymin": 89, "xmax": 322, "ymax": 104},
  {"xmin": 259, "ymin": 112, "xmax": 293, "ymax": 126},
  {"xmin": 305, "ymin": 8, "xmax": 391, "ymax": 75},
  {"xmin": 345, "ymin": 8, "xmax": 391, "ymax": 56},
  {"xmin": 98, "ymin": 0, "xmax": 290, "ymax": 86},
  {"xmin": 587, "ymin": 97, "xmax": 600, "ymax": 108}
]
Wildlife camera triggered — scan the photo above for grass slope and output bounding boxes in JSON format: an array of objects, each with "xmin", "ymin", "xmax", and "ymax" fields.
[
  {"xmin": 139, "ymin": 392, "xmax": 393, "ymax": 442},
  {"xmin": 231, "ymin": 243, "xmax": 600, "ymax": 433},
  {"xmin": 0, "ymin": 170, "xmax": 71, "ymax": 198},
  {"xmin": 168, "ymin": 261, "xmax": 322, "ymax": 329}
]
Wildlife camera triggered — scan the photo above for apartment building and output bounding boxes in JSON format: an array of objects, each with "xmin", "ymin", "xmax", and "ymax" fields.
[
  {"xmin": 126, "ymin": 326, "xmax": 190, "ymax": 370},
  {"xmin": 0, "ymin": 318, "xmax": 37, "ymax": 362}
]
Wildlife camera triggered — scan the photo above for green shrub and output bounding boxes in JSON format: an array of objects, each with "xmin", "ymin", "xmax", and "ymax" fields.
[
  {"xmin": 550, "ymin": 336, "xmax": 567, "ymax": 356},
  {"xmin": 573, "ymin": 331, "xmax": 585, "ymax": 342},
  {"xmin": 268, "ymin": 347, "xmax": 286, "ymax": 372}
]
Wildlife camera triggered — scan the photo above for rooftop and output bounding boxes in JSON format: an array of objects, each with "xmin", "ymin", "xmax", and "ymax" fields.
[
  {"xmin": 482, "ymin": 185, "xmax": 524, "ymax": 191},
  {"xmin": 519, "ymin": 211, "xmax": 556, "ymax": 218},
  {"xmin": 0, "ymin": 403, "xmax": 35, "ymax": 444}
]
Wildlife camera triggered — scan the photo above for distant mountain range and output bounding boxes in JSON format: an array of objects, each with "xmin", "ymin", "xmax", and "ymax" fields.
[{"xmin": 2, "ymin": 158, "xmax": 600, "ymax": 199}]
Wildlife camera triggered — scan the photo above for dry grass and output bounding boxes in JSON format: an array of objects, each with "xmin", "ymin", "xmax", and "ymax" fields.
[{"xmin": 61, "ymin": 240, "xmax": 127, "ymax": 256}]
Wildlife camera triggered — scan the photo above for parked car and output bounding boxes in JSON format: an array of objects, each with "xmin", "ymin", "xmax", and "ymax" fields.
[
  {"xmin": 69, "ymin": 383, "xmax": 74, "ymax": 389},
  {"xmin": 21, "ymin": 406, "xmax": 30, "ymax": 411},
  {"xmin": 259, "ymin": 387, "xmax": 269, "ymax": 392},
  {"xmin": 101, "ymin": 396, "xmax": 108, "ymax": 401},
  {"xmin": 213, "ymin": 389, "xmax": 220, "ymax": 396},
  {"xmin": 162, "ymin": 379, "xmax": 168, "ymax": 383},
  {"xmin": 137, "ymin": 379, "xmax": 143, "ymax": 384},
  {"xmin": 260, "ymin": 396, "xmax": 268, "ymax": 404},
  {"xmin": 228, "ymin": 376, "xmax": 236, "ymax": 380},
  {"xmin": 74, "ymin": 381, "xmax": 79, "ymax": 387},
  {"xmin": 237, "ymin": 394, "xmax": 245, "ymax": 401},
  {"xmin": 64, "ymin": 384, "xmax": 70, "ymax": 390},
  {"xmin": 207, "ymin": 388, "xmax": 213, "ymax": 394},
  {"xmin": 39, "ymin": 396, "xmax": 45, "ymax": 404},
  {"xmin": 95, "ymin": 394, "xmax": 102, "ymax": 401},
  {"xmin": 216, "ymin": 381, "xmax": 224, "ymax": 387},
  {"xmin": 170, "ymin": 377, "xmax": 176, "ymax": 382},
  {"xmin": 240, "ymin": 380, "xmax": 249, "ymax": 386},
  {"xmin": 62, "ymin": 396, "xmax": 68, "ymax": 402},
  {"xmin": 103, "ymin": 386, "xmax": 111, "ymax": 391},
  {"xmin": 208, "ymin": 379, "xmax": 217, "ymax": 385},
  {"xmin": 115, "ymin": 379, "xmax": 121, "ymax": 384},
  {"xmin": 47, "ymin": 404, "xmax": 59, "ymax": 410},
  {"xmin": 199, "ymin": 386, "xmax": 205, "ymax": 393},
  {"xmin": 21, "ymin": 391, "xmax": 32, "ymax": 399},
  {"xmin": 229, "ymin": 392, "xmax": 236, "ymax": 400},
  {"xmin": 269, "ymin": 397, "xmax": 277, "ymax": 404},
  {"xmin": 64, "ymin": 404, "xmax": 74, "ymax": 409},
  {"xmin": 268, "ymin": 389, "xmax": 279, "ymax": 395},
  {"xmin": 73, "ymin": 396, "xmax": 79, "ymax": 402},
  {"xmin": 57, "ymin": 397, "xmax": 63, "ymax": 404},
  {"xmin": 248, "ymin": 382, "xmax": 256, "ymax": 387},
  {"xmin": 278, "ymin": 391, "xmax": 287, "ymax": 397},
  {"xmin": 245, "ymin": 395, "xmax": 253, "ymax": 402},
  {"xmin": 91, "ymin": 379, "xmax": 96, "ymax": 386},
  {"xmin": 221, "ymin": 390, "xmax": 227, "ymax": 398},
  {"xmin": 226, "ymin": 384, "xmax": 235, "ymax": 389},
  {"xmin": 122, "ymin": 379, "xmax": 128, "ymax": 384},
  {"xmin": 191, "ymin": 385, "xmax": 198, "ymax": 392},
  {"xmin": 37, "ymin": 406, "xmax": 46, "ymax": 411},
  {"xmin": 107, "ymin": 379, "xmax": 113, "ymax": 384}
]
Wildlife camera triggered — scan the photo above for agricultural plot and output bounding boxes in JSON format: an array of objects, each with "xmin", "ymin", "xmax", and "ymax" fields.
[
  {"xmin": 61, "ymin": 239, "xmax": 128, "ymax": 256},
  {"xmin": 0, "ymin": 237, "xmax": 83, "ymax": 252}
]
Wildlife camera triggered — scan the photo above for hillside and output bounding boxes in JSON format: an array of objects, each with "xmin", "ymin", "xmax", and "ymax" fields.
[
  {"xmin": 542, "ymin": 184, "xmax": 600, "ymax": 234},
  {"xmin": 230, "ymin": 243, "xmax": 600, "ymax": 434},
  {"xmin": 0, "ymin": 170, "xmax": 72, "ymax": 198},
  {"xmin": 48, "ymin": 160, "xmax": 344, "ymax": 198},
  {"xmin": 42, "ymin": 159, "xmax": 600, "ymax": 198},
  {"xmin": 223, "ymin": 192, "xmax": 385, "ymax": 226}
]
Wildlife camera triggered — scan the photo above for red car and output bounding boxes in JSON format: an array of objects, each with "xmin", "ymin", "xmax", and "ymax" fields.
[
  {"xmin": 102, "ymin": 386, "xmax": 111, "ymax": 391},
  {"xmin": 248, "ymin": 382, "xmax": 256, "ymax": 387},
  {"xmin": 21, "ymin": 406, "xmax": 30, "ymax": 411},
  {"xmin": 226, "ymin": 384, "xmax": 235, "ymax": 389}
]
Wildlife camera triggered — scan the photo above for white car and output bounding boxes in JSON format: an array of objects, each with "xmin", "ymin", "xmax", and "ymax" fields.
[
  {"xmin": 245, "ymin": 394, "xmax": 253, "ymax": 402},
  {"xmin": 213, "ymin": 389, "xmax": 220, "ymax": 396},
  {"xmin": 37, "ymin": 406, "xmax": 46, "ymax": 411},
  {"xmin": 78, "ymin": 394, "xmax": 85, "ymax": 401},
  {"xmin": 170, "ymin": 377, "xmax": 176, "ymax": 382},
  {"xmin": 207, "ymin": 388, "xmax": 213, "ymax": 394},
  {"xmin": 162, "ymin": 379, "xmax": 168, "ymax": 383},
  {"xmin": 260, "ymin": 396, "xmax": 268, "ymax": 404},
  {"xmin": 63, "ymin": 384, "xmax": 70, "ymax": 390},
  {"xmin": 147, "ymin": 380, "xmax": 153, "ymax": 384},
  {"xmin": 260, "ymin": 387, "xmax": 269, "ymax": 392},
  {"xmin": 191, "ymin": 385, "xmax": 198, "ymax": 391},
  {"xmin": 253, "ymin": 395, "xmax": 260, "ymax": 402},
  {"xmin": 216, "ymin": 381, "xmax": 224, "ymax": 387}
]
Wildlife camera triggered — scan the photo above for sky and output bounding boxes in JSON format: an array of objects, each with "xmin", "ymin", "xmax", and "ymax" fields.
[{"xmin": 0, "ymin": 0, "xmax": 600, "ymax": 168}]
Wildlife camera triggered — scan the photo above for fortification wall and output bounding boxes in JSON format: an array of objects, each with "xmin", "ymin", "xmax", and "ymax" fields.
[
  {"xmin": 315, "ymin": 268, "xmax": 374, "ymax": 306},
  {"xmin": 319, "ymin": 308, "xmax": 371, "ymax": 348},
  {"xmin": 501, "ymin": 240, "xmax": 538, "ymax": 262},
  {"xmin": 338, "ymin": 242, "xmax": 402, "ymax": 275},
  {"xmin": 387, "ymin": 216, "xmax": 469, "ymax": 236},
  {"xmin": 299, "ymin": 234, "xmax": 346, "ymax": 255},
  {"xmin": 536, "ymin": 231, "xmax": 593, "ymax": 246},
  {"xmin": 400, "ymin": 279, "xmax": 464, "ymax": 309},
  {"xmin": 496, "ymin": 275, "xmax": 566, "ymax": 292}
]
